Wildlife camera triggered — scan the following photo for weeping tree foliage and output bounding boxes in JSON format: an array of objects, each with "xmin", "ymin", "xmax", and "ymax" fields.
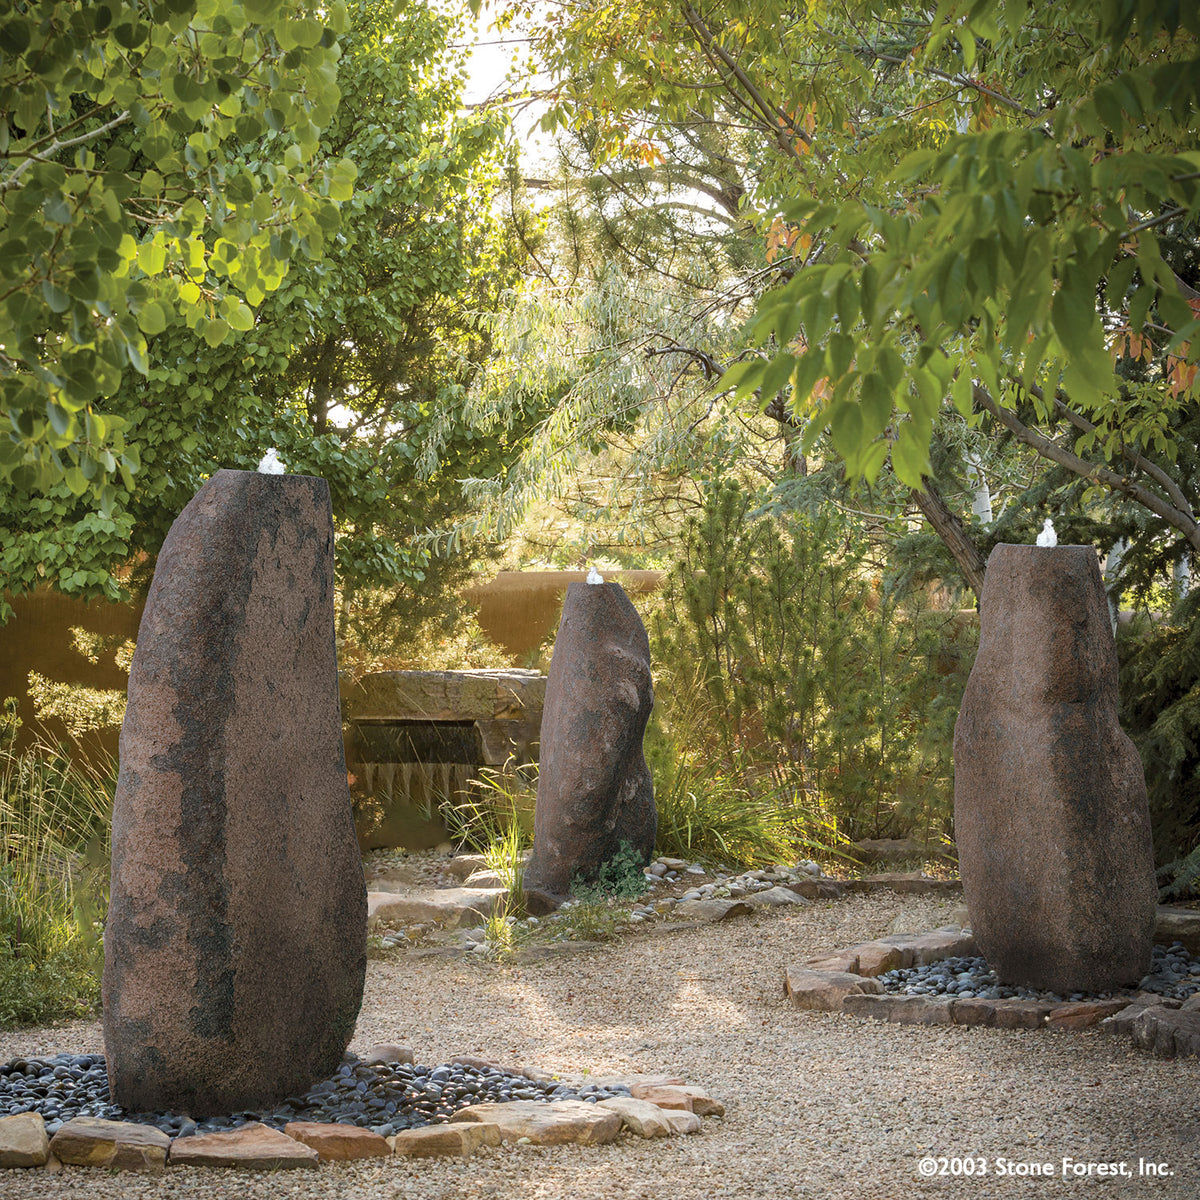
[
  {"xmin": 488, "ymin": 0, "xmax": 1197, "ymax": 579},
  {"xmin": 480, "ymin": 0, "xmax": 1198, "ymax": 863},
  {"xmin": 715, "ymin": 0, "xmax": 1200, "ymax": 553},
  {"xmin": 1120, "ymin": 590, "xmax": 1200, "ymax": 891}
]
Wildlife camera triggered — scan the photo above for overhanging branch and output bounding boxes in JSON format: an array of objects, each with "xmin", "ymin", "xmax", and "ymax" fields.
[{"xmin": 974, "ymin": 383, "xmax": 1200, "ymax": 554}]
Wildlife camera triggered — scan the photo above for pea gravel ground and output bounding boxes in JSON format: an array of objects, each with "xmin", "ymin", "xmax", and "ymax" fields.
[{"xmin": 1, "ymin": 892, "xmax": 1197, "ymax": 1199}]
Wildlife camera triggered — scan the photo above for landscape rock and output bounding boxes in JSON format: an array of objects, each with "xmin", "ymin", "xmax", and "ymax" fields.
[
  {"xmin": 524, "ymin": 582, "xmax": 656, "ymax": 895},
  {"xmin": 389, "ymin": 1124, "xmax": 500, "ymax": 1158},
  {"xmin": 368, "ymin": 886, "xmax": 506, "ymax": 929},
  {"xmin": 522, "ymin": 886, "xmax": 563, "ymax": 916},
  {"xmin": 1154, "ymin": 907, "xmax": 1200, "ymax": 956},
  {"xmin": 784, "ymin": 966, "xmax": 882, "ymax": 1010},
  {"xmin": 0, "ymin": 1113, "xmax": 49, "ymax": 1168},
  {"xmin": 597, "ymin": 1097, "xmax": 673, "ymax": 1138},
  {"xmin": 845, "ymin": 872, "xmax": 962, "ymax": 896},
  {"xmin": 168, "ymin": 1122, "xmax": 320, "ymax": 1169},
  {"xmin": 445, "ymin": 854, "xmax": 488, "ymax": 880},
  {"xmin": 663, "ymin": 1110, "xmax": 703, "ymax": 1135},
  {"xmin": 883, "ymin": 928, "xmax": 976, "ymax": 965},
  {"xmin": 843, "ymin": 994, "xmax": 954, "ymax": 1026},
  {"xmin": 804, "ymin": 953, "xmax": 860, "ymax": 973},
  {"xmin": 49, "ymin": 1117, "xmax": 169, "ymax": 1171},
  {"xmin": 966, "ymin": 999, "xmax": 1055, "ymax": 1030},
  {"xmin": 953, "ymin": 543, "xmax": 1156, "ymax": 994},
  {"xmin": 359, "ymin": 1043, "xmax": 415, "ymax": 1066},
  {"xmin": 849, "ymin": 942, "xmax": 905, "ymax": 977},
  {"xmin": 628, "ymin": 1084, "xmax": 724, "ymax": 1116},
  {"xmin": 451, "ymin": 1099, "xmax": 622, "ymax": 1146},
  {"xmin": 463, "ymin": 869, "xmax": 506, "ymax": 889},
  {"xmin": 745, "ymin": 886, "xmax": 808, "ymax": 907},
  {"xmin": 282, "ymin": 1122, "xmax": 391, "ymax": 1161},
  {"xmin": 673, "ymin": 898, "xmax": 752, "ymax": 922},
  {"xmin": 786, "ymin": 877, "xmax": 846, "ymax": 900},
  {"xmin": 1045, "ymin": 1000, "xmax": 1131, "ymax": 1031},
  {"xmin": 1126, "ymin": 1006, "xmax": 1200, "ymax": 1058},
  {"xmin": 1101, "ymin": 996, "xmax": 1182, "ymax": 1037},
  {"xmin": 103, "ymin": 469, "xmax": 366, "ymax": 1116}
]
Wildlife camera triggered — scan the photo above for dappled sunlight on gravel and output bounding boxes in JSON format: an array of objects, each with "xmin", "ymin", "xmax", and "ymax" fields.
[{"xmin": 2, "ymin": 892, "xmax": 1199, "ymax": 1198}]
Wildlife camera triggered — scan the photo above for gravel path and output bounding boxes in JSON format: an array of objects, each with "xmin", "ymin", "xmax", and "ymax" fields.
[{"xmin": 1, "ymin": 892, "xmax": 1198, "ymax": 1198}]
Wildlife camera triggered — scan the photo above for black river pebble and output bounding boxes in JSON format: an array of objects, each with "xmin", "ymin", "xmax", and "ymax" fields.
[
  {"xmin": 878, "ymin": 942, "xmax": 1200, "ymax": 1003},
  {"xmin": 0, "ymin": 1053, "xmax": 632, "ymax": 1139}
]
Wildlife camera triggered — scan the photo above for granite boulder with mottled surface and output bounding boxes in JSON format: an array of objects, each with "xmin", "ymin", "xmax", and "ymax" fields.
[
  {"xmin": 523, "ymin": 581, "xmax": 656, "ymax": 896},
  {"xmin": 953, "ymin": 543, "xmax": 1155, "ymax": 994},
  {"xmin": 103, "ymin": 469, "xmax": 366, "ymax": 1117}
]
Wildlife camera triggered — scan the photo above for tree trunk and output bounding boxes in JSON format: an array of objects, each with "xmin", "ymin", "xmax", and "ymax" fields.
[{"xmin": 910, "ymin": 482, "xmax": 987, "ymax": 604}]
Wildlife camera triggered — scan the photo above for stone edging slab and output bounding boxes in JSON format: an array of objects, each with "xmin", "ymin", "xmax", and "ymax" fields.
[
  {"xmin": 783, "ymin": 923, "xmax": 1200, "ymax": 1056},
  {"xmin": 0, "ymin": 1074, "xmax": 724, "ymax": 1174}
]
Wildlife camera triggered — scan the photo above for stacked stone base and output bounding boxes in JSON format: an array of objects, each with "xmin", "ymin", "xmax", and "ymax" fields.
[
  {"xmin": 785, "ymin": 924, "xmax": 1200, "ymax": 1054},
  {"xmin": 0, "ymin": 1072, "xmax": 723, "ymax": 1173}
]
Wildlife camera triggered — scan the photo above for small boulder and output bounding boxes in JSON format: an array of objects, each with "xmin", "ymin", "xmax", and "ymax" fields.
[
  {"xmin": 884, "ymin": 928, "xmax": 977, "ymax": 965},
  {"xmin": 784, "ymin": 966, "xmax": 882, "ymax": 1011},
  {"xmin": 663, "ymin": 1110, "xmax": 702, "ymax": 1135},
  {"xmin": 283, "ymin": 1122, "xmax": 391, "ymax": 1161},
  {"xmin": 596, "ymin": 1097, "xmax": 672, "ymax": 1138},
  {"xmin": 786, "ymin": 877, "xmax": 846, "ymax": 900},
  {"xmin": 1127, "ymin": 1007, "xmax": 1200, "ymax": 1057},
  {"xmin": 0, "ymin": 1113, "xmax": 49, "ymax": 1168},
  {"xmin": 846, "ymin": 942, "xmax": 904, "ymax": 977},
  {"xmin": 49, "ymin": 1117, "xmax": 169, "ymax": 1171},
  {"xmin": 168, "ymin": 1122, "xmax": 319, "ymax": 1169},
  {"xmin": 673, "ymin": 898, "xmax": 752, "ymax": 922},
  {"xmin": 389, "ymin": 1124, "xmax": 500, "ymax": 1158},
  {"xmin": 1155, "ymin": 907, "xmax": 1200, "ymax": 955},
  {"xmin": 628, "ymin": 1084, "xmax": 724, "ymax": 1116},
  {"xmin": 744, "ymin": 886, "xmax": 808, "ymax": 908},
  {"xmin": 367, "ymin": 886, "xmax": 507, "ymax": 929},
  {"xmin": 451, "ymin": 1100, "xmax": 621, "ymax": 1146}
]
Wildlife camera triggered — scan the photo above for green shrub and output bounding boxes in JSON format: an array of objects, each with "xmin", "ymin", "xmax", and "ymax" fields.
[
  {"xmin": 1118, "ymin": 590, "xmax": 1200, "ymax": 895},
  {"xmin": 442, "ymin": 763, "xmax": 535, "ymax": 854},
  {"xmin": 649, "ymin": 479, "xmax": 974, "ymax": 846},
  {"xmin": 445, "ymin": 763, "xmax": 534, "ymax": 925},
  {"xmin": 552, "ymin": 898, "xmax": 623, "ymax": 943}
]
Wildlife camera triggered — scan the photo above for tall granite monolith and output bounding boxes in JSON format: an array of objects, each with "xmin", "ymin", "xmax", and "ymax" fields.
[
  {"xmin": 524, "ymin": 581, "xmax": 656, "ymax": 896},
  {"xmin": 102, "ymin": 469, "xmax": 367, "ymax": 1117},
  {"xmin": 953, "ymin": 543, "xmax": 1156, "ymax": 994}
]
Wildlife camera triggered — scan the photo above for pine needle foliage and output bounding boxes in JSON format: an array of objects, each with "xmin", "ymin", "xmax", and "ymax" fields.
[
  {"xmin": 650, "ymin": 479, "xmax": 975, "ymax": 843},
  {"xmin": 1119, "ymin": 589, "xmax": 1200, "ymax": 895}
]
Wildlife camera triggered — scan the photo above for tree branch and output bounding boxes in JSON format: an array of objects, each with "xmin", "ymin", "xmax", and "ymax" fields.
[
  {"xmin": 1038, "ymin": 387, "xmax": 1196, "ymax": 522},
  {"xmin": 974, "ymin": 383, "xmax": 1200, "ymax": 554},
  {"xmin": 0, "ymin": 110, "xmax": 132, "ymax": 195},
  {"xmin": 909, "ymin": 480, "xmax": 987, "ymax": 601}
]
